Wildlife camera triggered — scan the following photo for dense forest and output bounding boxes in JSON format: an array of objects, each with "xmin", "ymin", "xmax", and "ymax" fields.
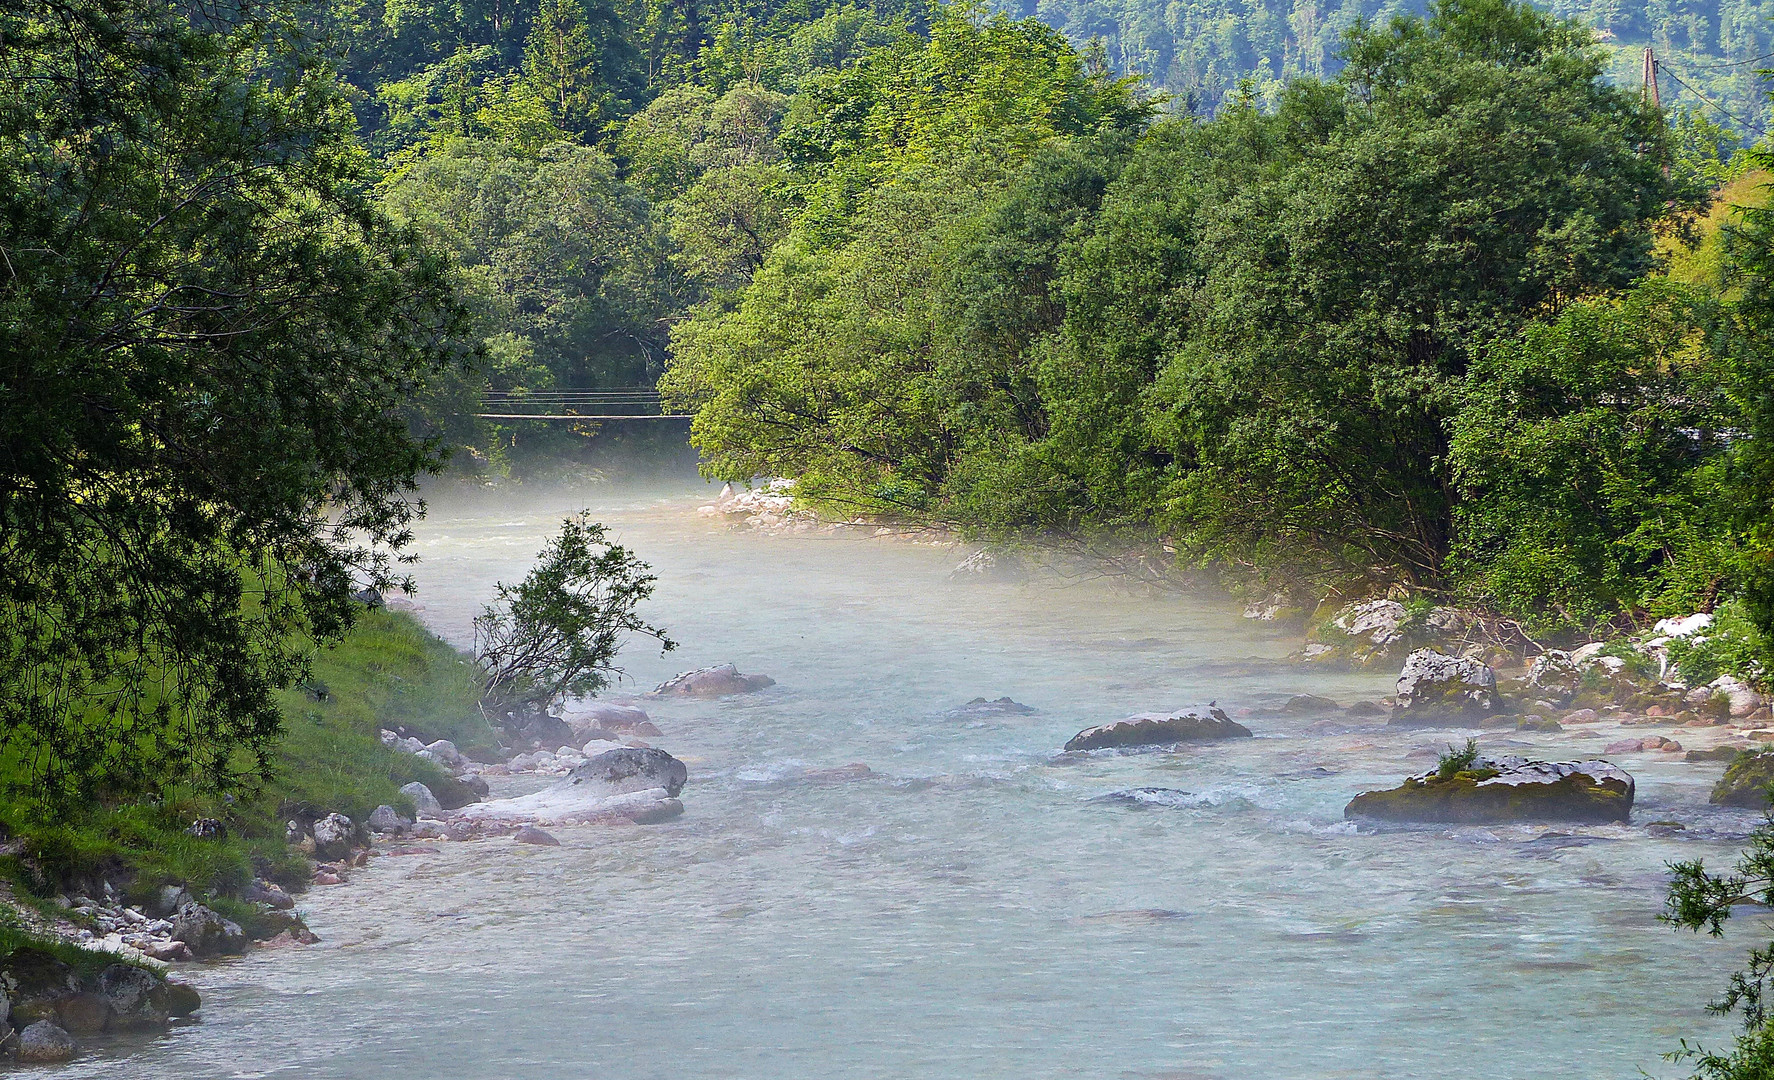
[{"xmin": 1001, "ymin": 0, "xmax": 1774, "ymax": 130}]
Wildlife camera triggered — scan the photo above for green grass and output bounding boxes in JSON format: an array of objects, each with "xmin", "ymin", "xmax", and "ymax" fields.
[{"xmin": 0, "ymin": 609, "xmax": 492, "ymax": 903}]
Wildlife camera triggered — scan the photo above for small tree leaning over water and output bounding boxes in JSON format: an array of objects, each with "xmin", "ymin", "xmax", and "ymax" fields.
[
  {"xmin": 1664, "ymin": 809, "xmax": 1774, "ymax": 1076},
  {"xmin": 474, "ymin": 513, "xmax": 674, "ymax": 712}
]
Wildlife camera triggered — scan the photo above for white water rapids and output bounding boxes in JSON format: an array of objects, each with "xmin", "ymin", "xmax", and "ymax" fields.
[{"xmin": 66, "ymin": 481, "xmax": 1757, "ymax": 1078}]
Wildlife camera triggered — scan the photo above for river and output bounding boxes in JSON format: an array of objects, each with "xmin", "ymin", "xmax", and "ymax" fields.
[{"xmin": 69, "ymin": 481, "xmax": 1756, "ymax": 1078}]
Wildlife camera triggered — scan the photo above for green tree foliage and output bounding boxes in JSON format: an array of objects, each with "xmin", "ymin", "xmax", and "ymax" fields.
[
  {"xmin": 0, "ymin": 0, "xmax": 468, "ymax": 805},
  {"xmin": 670, "ymin": 0, "xmax": 1681, "ymax": 588},
  {"xmin": 1665, "ymin": 812, "xmax": 1774, "ymax": 1079},
  {"xmin": 380, "ymin": 140, "xmax": 679, "ymax": 391},
  {"xmin": 661, "ymin": 3, "xmax": 1151, "ymax": 502},
  {"xmin": 1447, "ymin": 283, "xmax": 1741, "ymax": 632},
  {"xmin": 1719, "ymin": 154, "xmax": 1774, "ymax": 647},
  {"xmin": 474, "ymin": 512, "xmax": 674, "ymax": 708},
  {"xmin": 1002, "ymin": 0, "xmax": 1774, "ymax": 134},
  {"xmin": 1131, "ymin": 0, "xmax": 1678, "ymax": 584},
  {"xmin": 524, "ymin": 0, "xmax": 645, "ymax": 137}
]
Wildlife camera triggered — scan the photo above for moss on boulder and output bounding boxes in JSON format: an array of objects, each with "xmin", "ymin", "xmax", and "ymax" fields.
[
  {"xmin": 1712, "ymin": 750, "xmax": 1774, "ymax": 808},
  {"xmin": 1345, "ymin": 755, "xmax": 1634, "ymax": 824}
]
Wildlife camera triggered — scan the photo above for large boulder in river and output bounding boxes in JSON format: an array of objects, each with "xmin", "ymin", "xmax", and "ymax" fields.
[
  {"xmin": 1065, "ymin": 705, "xmax": 1252, "ymax": 751},
  {"xmin": 400, "ymin": 781, "xmax": 444, "ymax": 819},
  {"xmin": 567, "ymin": 747, "xmax": 687, "ymax": 798},
  {"xmin": 1345, "ymin": 755, "xmax": 1634, "ymax": 824},
  {"xmin": 651, "ymin": 664, "xmax": 774, "ymax": 697},
  {"xmin": 1302, "ymin": 599, "xmax": 1411, "ymax": 667},
  {"xmin": 949, "ymin": 696, "xmax": 1038, "ymax": 718},
  {"xmin": 1712, "ymin": 749, "xmax": 1774, "ymax": 808},
  {"xmin": 568, "ymin": 701, "xmax": 655, "ymax": 735},
  {"xmin": 1391, "ymin": 649, "xmax": 1498, "ymax": 725},
  {"xmin": 170, "ymin": 901, "xmax": 248, "ymax": 958},
  {"xmin": 95, "ymin": 964, "xmax": 169, "ymax": 1030},
  {"xmin": 16, "ymin": 1020, "xmax": 74, "ymax": 1063}
]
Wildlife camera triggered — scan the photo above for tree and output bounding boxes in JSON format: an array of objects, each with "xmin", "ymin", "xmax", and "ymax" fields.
[
  {"xmin": 1665, "ymin": 810, "xmax": 1774, "ymax": 1078},
  {"xmin": 473, "ymin": 513, "xmax": 674, "ymax": 709},
  {"xmin": 525, "ymin": 0, "xmax": 608, "ymax": 136},
  {"xmin": 662, "ymin": 4, "xmax": 1153, "ymax": 505},
  {"xmin": 1447, "ymin": 283, "xmax": 1741, "ymax": 632},
  {"xmin": 0, "ymin": 0, "xmax": 469, "ymax": 805},
  {"xmin": 380, "ymin": 139, "xmax": 679, "ymax": 392}
]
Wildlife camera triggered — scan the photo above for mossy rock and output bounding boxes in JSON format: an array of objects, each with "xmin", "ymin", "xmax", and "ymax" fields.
[
  {"xmin": 1712, "ymin": 750, "xmax": 1774, "ymax": 808},
  {"xmin": 1346, "ymin": 758, "xmax": 1634, "ymax": 824},
  {"xmin": 429, "ymin": 774, "xmax": 482, "ymax": 810},
  {"xmin": 1065, "ymin": 705, "xmax": 1252, "ymax": 751},
  {"xmin": 1687, "ymin": 746, "xmax": 1741, "ymax": 763}
]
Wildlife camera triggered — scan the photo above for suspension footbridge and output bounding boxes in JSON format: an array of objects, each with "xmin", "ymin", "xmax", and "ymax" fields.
[{"xmin": 472, "ymin": 388, "xmax": 693, "ymax": 420}]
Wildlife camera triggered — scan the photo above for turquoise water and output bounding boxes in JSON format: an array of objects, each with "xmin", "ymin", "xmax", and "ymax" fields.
[{"xmin": 71, "ymin": 483, "xmax": 1754, "ymax": 1079}]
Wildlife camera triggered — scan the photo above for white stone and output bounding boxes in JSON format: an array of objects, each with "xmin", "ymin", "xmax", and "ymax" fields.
[
  {"xmin": 1570, "ymin": 642, "xmax": 1607, "ymax": 663},
  {"xmin": 1333, "ymin": 599, "xmax": 1409, "ymax": 646},
  {"xmin": 1712, "ymin": 675, "xmax": 1766, "ymax": 718},
  {"xmin": 456, "ymin": 785, "xmax": 677, "ymax": 824},
  {"xmin": 424, "ymin": 740, "xmax": 463, "ymax": 768},
  {"xmin": 312, "ymin": 813, "xmax": 353, "ymax": 849},
  {"xmin": 1653, "ymin": 613, "xmax": 1714, "ymax": 638}
]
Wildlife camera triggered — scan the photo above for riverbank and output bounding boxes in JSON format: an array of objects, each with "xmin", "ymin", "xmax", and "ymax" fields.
[{"xmin": 0, "ymin": 606, "xmax": 500, "ymax": 1062}]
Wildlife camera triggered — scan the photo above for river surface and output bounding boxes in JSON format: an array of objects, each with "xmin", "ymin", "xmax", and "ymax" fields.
[{"xmin": 72, "ymin": 481, "xmax": 1764, "ymax": 1079}]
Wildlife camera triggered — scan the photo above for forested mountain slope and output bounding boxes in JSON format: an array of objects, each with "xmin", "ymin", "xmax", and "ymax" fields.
[{"xmin": 1003, "ymin": 0, "xmax": 1774, "ymax": 131}]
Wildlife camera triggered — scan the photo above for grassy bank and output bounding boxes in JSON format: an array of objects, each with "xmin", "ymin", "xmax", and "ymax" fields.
[{"xmin": 0, "ymin": 608, "xmax": 494, "ymax": 909}]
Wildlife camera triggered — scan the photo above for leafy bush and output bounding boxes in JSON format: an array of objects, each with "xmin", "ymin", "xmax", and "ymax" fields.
[
  {"xmin": 1436, "ymin": 739, "xmax": 1481, "ymax": 780},
  {"xmin": 474, "ymin": 512, "xmax": 675, "ymax": 709},
  {"xmin": 1447, "ymin": 283, "xmax": 1741, "ymax": 633},
  {"xmin": 0, "ymin": 609, "xmax": 486, "ymax": 900}
]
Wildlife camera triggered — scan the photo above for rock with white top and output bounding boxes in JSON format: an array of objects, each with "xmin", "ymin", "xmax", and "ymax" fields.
[
  {"xmin": 1526, "ymin": 650, "xmax": 1582, "ymax": 703},
  {"xmin": 1064, "ymin": 705, "xmax": 1252, "ymax": 751},
  {"xmin": 311, "ymin": 813, "xmax": 354, "ymax": 857},
  {"xmin": 1391, "ymin": 649, "xmax": 1498, "ymax": 725},
  {"xmin": 1303, "ymin": 599, "xmax": 1409, "ymax": 667},
  {"xmin": 1712, "ymin": 675, "xmax": 1766, "ymax": 719},
  {"xmin": 1346, "ymin": 754, "xmax": 1634, "ymax": 824},
  {"xmin": 651, "ymin": 664, "xmax": 775, "ymax": 697},
  {"xmin": 423, "ymin": 740, "xmax": 463, "ymax": 769},
  {"xmin": 1654, "ymin": 613, "xmax": 1714, "ymax": 639}
]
